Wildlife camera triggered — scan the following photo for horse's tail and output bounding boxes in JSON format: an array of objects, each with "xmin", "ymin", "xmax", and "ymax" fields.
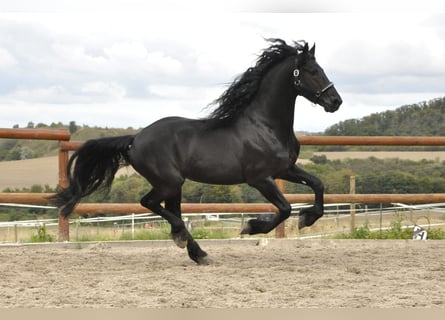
[{"xmin": 48, "ymin": 135, "xmax": 135, "ymax": 218}]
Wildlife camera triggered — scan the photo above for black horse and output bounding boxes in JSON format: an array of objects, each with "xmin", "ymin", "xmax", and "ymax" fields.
[{"xmin": 50, "ymin": 39, "xmax": 342, "ymax": 264}]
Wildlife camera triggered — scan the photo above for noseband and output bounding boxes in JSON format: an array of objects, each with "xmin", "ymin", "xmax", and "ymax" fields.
[{"xmin": 293, "ymin": 68, "xmax": 334, "ymax": 102}]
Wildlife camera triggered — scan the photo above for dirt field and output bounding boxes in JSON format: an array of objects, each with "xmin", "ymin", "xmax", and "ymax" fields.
[
  {"xmin": 0, "ymin": 239, "xmax": 444, "ymax": 308},
  {"xmin": 0, "ymin": 156, "xmax": 136, "ymax": 190}
]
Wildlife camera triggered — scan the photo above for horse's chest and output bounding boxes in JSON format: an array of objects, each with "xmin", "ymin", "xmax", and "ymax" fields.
[{"xmin": 242, "ymin": 141, "xmax": 295, "ymax": 179}]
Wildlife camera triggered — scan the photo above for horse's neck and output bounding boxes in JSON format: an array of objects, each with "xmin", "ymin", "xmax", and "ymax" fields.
[{"xmin": 244, "ymin": 58, "xmax": 297, "ymax": 142}]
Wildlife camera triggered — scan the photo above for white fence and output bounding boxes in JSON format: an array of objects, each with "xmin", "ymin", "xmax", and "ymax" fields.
[{"xmin": 1, "ymin": 202, "xmax": 445, "ymax": 243}]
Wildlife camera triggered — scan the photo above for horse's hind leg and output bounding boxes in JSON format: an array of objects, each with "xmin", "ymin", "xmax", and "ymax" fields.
[
  {"xmin": 165, "ymin": 192, "xmax": 188, "ymax": 248},
  {"xmin": 141, "ymin": 189, "xmax": 209, "ymax": 265},
  {"xmin": 165, "ymin": 194, "xmax": 210, "ymax": 264}
]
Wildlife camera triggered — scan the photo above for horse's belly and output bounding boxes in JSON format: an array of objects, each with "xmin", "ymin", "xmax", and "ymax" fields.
[{"xmin": 184, "ymin": 152, "xmax": 245, "ymax": 185}]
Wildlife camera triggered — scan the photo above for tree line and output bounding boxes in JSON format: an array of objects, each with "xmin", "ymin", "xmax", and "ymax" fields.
[
  {"xmin": 324, "ymin": 97, "xmax": 445, "ymax": 137},
  {"xmin": 2, "ymin": 156, "xmax": 444, "ymax": 221},
  {"xmin": 1, "ymin": 96, "xmax": 444, "ymax": 160},
  {"xmin": 75, "ymin": 156, "xmax": 445, "ymax": 201}
]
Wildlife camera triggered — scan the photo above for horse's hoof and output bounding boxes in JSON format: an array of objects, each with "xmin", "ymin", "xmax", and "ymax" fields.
[
  {"xmin": 172, "ymin": 230, "xmax": 188, "ymax": 248},
  {"xmin": 240, "ymin": 224, "xmax": 251, "ymax": 235},
  {"xmin": 298, "ymin": 215, "xmax": 306, "ymax": 230},
  {"xmin": 173, "ymin": 237, "xmax": 187, "ymax": 249},
  {"xmin": 240, "ymin": 219, "xmax": 270, "ymax": 235},
  {"xmin": 187, "ymin": 240, "xmax": 208, "ymax": 265},
  {"xmin": 196, "ymin": 256, "xmax": 213, "ymax": 265}
]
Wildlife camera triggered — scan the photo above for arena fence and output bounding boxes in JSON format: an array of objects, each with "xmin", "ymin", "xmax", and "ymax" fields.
[{"xmin": 1, "ymin": 128, "xmax": 445, "ymax": 241}]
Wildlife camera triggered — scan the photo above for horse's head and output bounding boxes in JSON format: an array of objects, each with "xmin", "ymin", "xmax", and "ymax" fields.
[{"xmin": 294, "ymin": 43, "xmax": 342, "ymax": 113}]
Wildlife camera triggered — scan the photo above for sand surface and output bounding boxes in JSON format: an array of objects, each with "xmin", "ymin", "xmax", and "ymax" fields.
[{"xmin": 0, "ymin": 239, "xmax": 444, "ymax": 308}]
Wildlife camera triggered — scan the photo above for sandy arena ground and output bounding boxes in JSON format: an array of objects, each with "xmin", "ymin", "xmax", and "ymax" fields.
[{"xmin": 0, "ymin": 239, "xmax": 444, "ymax": 308}]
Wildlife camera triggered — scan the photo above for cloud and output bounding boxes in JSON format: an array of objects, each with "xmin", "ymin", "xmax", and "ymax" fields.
[
  {"xmin": 80, "ymin": 82, "xmax": 127, "ymax": 101},
  {"xmin": 0, "ymin": 12, "xmax": 444, "ymax": 132},
  {"xmin": 0, "ymin": 48, "xmax": 17, "ymax": 69},
  {"xmin": 103, "ymin": 42, "xmax": 183, "ymax": 77}
]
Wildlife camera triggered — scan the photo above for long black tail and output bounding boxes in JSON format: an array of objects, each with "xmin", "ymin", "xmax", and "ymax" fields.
[{"xmin": 48, "ymin": 135, "xmax": 135, "ymax": 217}]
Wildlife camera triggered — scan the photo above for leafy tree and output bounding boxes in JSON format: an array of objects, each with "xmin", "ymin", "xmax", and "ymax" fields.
[
  {"xmin": 108, "ymin": 174, "xmax": 150, "ymax": 202},
  {"xmin": 69, "ymin": 121, "xmax": 78, "ymax": 134},
  {"xmin": 310, "ymin": 154, "xmax": 328, "ymax": 164},
  {"xmin": 19, "ymin": 146, "xmax": 34, "ymax": 160},
  {"xmin": 182, "ymin": 181, "xmax": 242, "ymax": 203}
]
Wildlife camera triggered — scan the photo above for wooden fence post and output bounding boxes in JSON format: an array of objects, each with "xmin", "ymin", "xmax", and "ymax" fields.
[
  {"xmin": 350, "ymin": 176, "xmax": 356, "ymax": 234},
  {"xmin": 58, "ymin": 145, "xmax": 70, "ymax": 242}
]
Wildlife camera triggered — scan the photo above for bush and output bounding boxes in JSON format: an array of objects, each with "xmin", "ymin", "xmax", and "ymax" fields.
[
  {"xmin": 427, "ymin": 228, "xmax": 445, "ymax": 240},
  {"xmin": 30, "ymin": 224, "xmax": 54, "ymax": 242},
  {"xmin": 350, "ymin": 223, "xmax": 372, "ymax": 239}
]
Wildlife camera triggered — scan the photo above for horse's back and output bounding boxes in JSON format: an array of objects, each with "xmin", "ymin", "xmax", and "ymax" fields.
[{"xmin": 127, "ymin": 116, "xmax": 245, "ymax": 185}]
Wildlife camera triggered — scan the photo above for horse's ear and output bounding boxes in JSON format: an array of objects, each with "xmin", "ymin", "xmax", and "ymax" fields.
[
  {"xmin": 309, "ymin": 43, "xmax": 316, "ymax": 55},
  {"xmin": 297, "ymin": 42, "xmax": 309, "ymax": 66}
]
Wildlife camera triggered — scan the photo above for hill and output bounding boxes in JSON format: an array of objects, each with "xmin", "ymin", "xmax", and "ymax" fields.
[
  {"xmin": 2, "ymin": 152, "xmax": 445, "ymax": 191},
  {"xmin": 0, "ymin": 157, "xmax": 136, "ymax": 190},
  {"xmin": 1, "ymin": 96, "xmax": 444, "ymax": 161},
  {"xmin": 324, "ymin": 97, "xmax": 445, "ymax": 136},
  {"xmin": 0, "ymin": 122, "xmax": 140, "ymax": 161}
]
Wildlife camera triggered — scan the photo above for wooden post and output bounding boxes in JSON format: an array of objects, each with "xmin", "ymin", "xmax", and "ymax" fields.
[
  {"xmin": 275, "ymin": 179, "xmax": 286, "ymax": 238},
  {"xmin": 350, "ymin": 176, "xmax": 356, "ymax": 234},
  {"xmin": 58, "ymin": 145, "xmax": 70, "ymax": 242}
]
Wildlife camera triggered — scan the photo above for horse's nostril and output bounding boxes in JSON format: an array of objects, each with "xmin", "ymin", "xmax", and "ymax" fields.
[{"xmin": 333, "ymin": 97, "xmax": 342, "ymax": 109}]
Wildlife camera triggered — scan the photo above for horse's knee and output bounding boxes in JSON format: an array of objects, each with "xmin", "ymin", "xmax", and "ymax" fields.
[
  {"xmin": 311, "ymin": 178, "xmax": 324, "ymax": 193},
  {"xmin": 140, "ymin": 196, "xmax": 156, "ymax": 211},
  {"xmin": 279, "ymin": 202, "xmax": 292, "ymax": 220}
]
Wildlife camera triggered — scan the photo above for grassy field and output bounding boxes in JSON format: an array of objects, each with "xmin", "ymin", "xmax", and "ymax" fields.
[
  {"xmin": 312, "ymin": 151, "xmax": 445, "ymax": 161},
  {"xmin": 1, "ymin": 152, "xmax": 445, "ymax": 190}
]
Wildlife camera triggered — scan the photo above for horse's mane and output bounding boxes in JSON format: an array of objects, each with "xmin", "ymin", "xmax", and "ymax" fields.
[{"xmin": 206, "ymin": 38, "xmax": 306, "ymax": 127}]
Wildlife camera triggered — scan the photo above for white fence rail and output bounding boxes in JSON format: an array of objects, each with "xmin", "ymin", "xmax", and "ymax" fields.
[{"xmin": 1, "ymin": 202, "xmax": 444, "ymax": 243}]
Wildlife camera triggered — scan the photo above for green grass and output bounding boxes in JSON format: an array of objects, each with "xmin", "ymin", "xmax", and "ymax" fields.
[
  {"xmin": 72, "ymin": 223, "xmax": 238, "ymax": 242},
  {"xmin": 191, "ymin": 228, "xmax": 234, "ymax": 240},
  {"xmin": 23, "ymin": 217, "xmax": 445, "ymax": 243},
  {"xmin": 335, "ymin": 220, "xmax": 445, "ymax": 240},
  {"xmin": 119, "ymin": 229, "xmax": 171, "ymax": 241},
  {"xmin": 29, "ymin": 224, "xmax": 55, "ymax": 243}
]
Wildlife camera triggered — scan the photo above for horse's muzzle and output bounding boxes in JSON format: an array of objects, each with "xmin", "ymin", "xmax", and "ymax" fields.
[{"xmin": 324, "ymin": 96, "xmax": 342, "ymax": 113}]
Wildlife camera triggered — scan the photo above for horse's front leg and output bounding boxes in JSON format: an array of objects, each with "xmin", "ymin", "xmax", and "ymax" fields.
[
  {"xmin": 277, "ymin": 165, "xmax": 324, "ymax": 229},
  {"xmin": 241, "ymin": 177, "xmax": 292, "ymax": 235}
]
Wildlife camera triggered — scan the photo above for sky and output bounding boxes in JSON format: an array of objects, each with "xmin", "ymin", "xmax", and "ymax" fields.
[{"xmin": 0, "ymin": 1, "xmax": 444, "ymax": 132}]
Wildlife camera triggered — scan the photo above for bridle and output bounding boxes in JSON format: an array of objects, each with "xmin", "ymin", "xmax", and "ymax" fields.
[{"xmin": 293, "ymin": 68, "xmax": 334, "ymax": 103}]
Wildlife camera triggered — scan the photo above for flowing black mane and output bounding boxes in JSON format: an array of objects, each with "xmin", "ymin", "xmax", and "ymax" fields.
[{"xmin": 206, "ymin": 38, "xmax": 306, "ymax": 127}]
